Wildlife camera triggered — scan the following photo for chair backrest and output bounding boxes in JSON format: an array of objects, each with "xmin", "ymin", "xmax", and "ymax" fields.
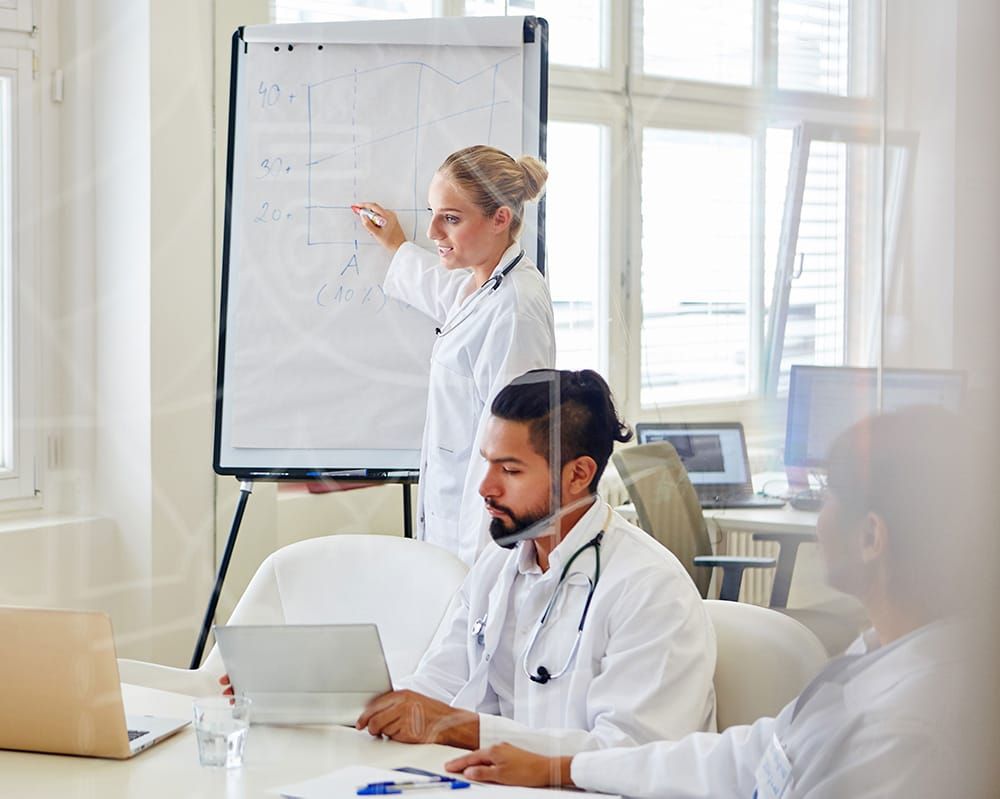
[
  {"xmin": 705, "ymin": 599, "xmax": 828, "ymax": 730},
  {"xmin": 205, "ymin": 534, "xmax": 468, "ymax": 683},
  {"xmin": 612, "ymin": 442, "xmax": 712, "ymax": 597}
]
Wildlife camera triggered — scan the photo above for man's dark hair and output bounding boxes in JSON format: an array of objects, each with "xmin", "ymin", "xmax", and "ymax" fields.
[
  {"xmin": 824, "ymin": 405, "xmax": 974, "ymax": 614},
  {"xmin": 490, "ymin": 369, "xmax": 633, "ymax": 493}
]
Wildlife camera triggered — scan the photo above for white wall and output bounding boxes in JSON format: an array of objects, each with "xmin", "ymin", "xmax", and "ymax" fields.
[
  {"xmin": 953, "ymin": 0, "xmax": 1000, "ymax": 398},
  {"xmin": 0, "ymin": 0, "xmax": 216, "ymax": 666},
  {"xmin": 91, "ymin": 0, "xmax": 155, "ymax": 652},
  {"xmin": 885, "ymin": 0, "xmax": 1000, "ymax": 395},
  {"xmin": 146, "ymin": 0, "xmax": 217, "ymax": 664},
  {"xmin": 884, "ymin": 0, "xmax": 957, "ymax": 369}
]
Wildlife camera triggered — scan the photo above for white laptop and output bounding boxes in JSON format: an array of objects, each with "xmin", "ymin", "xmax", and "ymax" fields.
[
  {"xmin": 635, "ymin": 422, "xmax": 786, "ymax": 509},
  {"xmin": 0, "ymin": 606, "xmax": 189, "ymax": 759},
  {"xmin": 214, "ymin": 623, "xmax": 392, "ymax": 725}
]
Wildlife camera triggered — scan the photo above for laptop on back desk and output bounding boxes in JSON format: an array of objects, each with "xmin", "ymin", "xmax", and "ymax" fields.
[{"xmin": 635, "ymin": 422, "xmax": 786, "ymax": 509}]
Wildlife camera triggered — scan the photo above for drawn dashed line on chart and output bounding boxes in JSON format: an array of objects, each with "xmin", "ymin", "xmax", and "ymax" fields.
[{"xmin": 412, "ymin": 64, "xmax": 423, "ymax": 242}]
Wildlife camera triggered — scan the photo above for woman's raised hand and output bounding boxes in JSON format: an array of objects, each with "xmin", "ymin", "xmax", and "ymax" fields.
[{"xmin": 355, "ymin": 202, "xmax": 407, "ymax": 253}]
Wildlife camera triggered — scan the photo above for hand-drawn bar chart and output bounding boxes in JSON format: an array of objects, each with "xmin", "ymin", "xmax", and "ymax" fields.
[{"xmin": 225, "ymin": 36, "xmax": 525, "ymax": 454}]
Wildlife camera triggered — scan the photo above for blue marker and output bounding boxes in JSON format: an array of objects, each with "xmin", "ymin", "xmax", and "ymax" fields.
[{"xmin": 357, "ymin": 778, "xmax": 470, "ymax": 795}]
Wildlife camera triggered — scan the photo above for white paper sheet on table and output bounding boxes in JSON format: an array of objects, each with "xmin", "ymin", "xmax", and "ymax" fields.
[{"xmin": 276, "ymin": 765, "xmax": 620, "ymax": 799}]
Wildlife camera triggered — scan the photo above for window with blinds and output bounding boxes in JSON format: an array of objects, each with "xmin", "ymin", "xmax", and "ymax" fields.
[
  {"xmin": 641, "ymin": 0, "xmax": 754, "ymax": 86},
  {"xmin": 640, "ymin": 129, "xmax": 753, "ymax": 404},
  {"xmin": 637, "ymin": 0, "xmax": 874, "ymax": 405},
  {"xmin": 777, "ymin": 0, "xmax": 854, "ymax": 96},
  {"xmin": 270, "ymin": 0, "xmax": 432, "ymax": 24},
  {"xmin": 547, "ymin": 120, "xmax": 606, "ymax": 372},
  {"xmin": 466, "ymin": 0, "xmax": 606, "ymax": 69}
]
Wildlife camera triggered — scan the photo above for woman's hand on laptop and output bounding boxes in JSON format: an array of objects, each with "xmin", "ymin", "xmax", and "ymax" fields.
[
  {"xmin": 219, "ymin": 673, "xmax": 234, "ymax": 697},
  {"xmin": 356, "ymin": 689, "xmax": 480, "ymax": 749}
]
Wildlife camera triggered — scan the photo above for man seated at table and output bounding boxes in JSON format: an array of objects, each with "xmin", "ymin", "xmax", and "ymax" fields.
[
  {"xmin": 445, "ymin": 406, "xmax": 992, "ymax": 796},
  {"xmin": 355, "ymin": 368, "xmax": 717, "ymax": 753}
]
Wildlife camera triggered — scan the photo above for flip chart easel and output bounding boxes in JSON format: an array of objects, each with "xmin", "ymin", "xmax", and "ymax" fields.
[{"xmin": 192, "ymin": 16, "xmax": 548, "ymax": 668}]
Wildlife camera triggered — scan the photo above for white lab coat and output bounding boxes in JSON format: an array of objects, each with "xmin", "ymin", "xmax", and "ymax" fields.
[
  {"xmin": 383, "ymin": 241, "xmax": 555, "ymax": 566},
  {"xmin": 399, "ymin": 500, "xmax": 717, "ymax": 755},
  {"xmin": 572, "ymin": 620, "xmax": 975, "ymax": 798}
]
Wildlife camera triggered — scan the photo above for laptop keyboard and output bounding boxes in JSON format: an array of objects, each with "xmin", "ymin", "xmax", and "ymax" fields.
[
  {"xmin": 700, "ymin": 493, "xmax": 786, "ymax": 509},
  {"xmin": 127, "ymin": 729, "xmax": 149, "ymax": 742}
]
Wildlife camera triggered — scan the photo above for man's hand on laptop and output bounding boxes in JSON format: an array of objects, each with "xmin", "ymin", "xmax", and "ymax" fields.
[
  {"xmin": 445, "ymin": 743, "xmax": 574, "ymax": 788},
  {"xmin": 356, "ymin": 689, "xmax": 480, "ymax": 748}
]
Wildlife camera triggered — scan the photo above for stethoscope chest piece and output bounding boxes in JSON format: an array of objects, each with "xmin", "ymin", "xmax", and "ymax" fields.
[
  {"xmin": 471, "ymin": 615, "xmax": 487, "ymax": 646},
  {"xmin": 522, "ymin": 515, "xmax": 610, "ymax": 686}
]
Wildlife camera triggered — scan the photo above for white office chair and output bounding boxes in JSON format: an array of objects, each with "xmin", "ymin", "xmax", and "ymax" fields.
[
  {"xmin": 705, "ymin": 599, "xmax": 828, "ymax": 730},
  {"xmin": 118, "ymin": 534, "xmax": 468, "ymax": 696}
]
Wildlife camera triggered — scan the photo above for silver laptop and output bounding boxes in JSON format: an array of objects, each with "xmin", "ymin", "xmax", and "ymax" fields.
[
  {"xmin": 214, "ymin": 623, "xmax": 392, "ymax": 725},
  {"xmin": 0, "ymin": 607, "xmax": 189, "ymax": 759},
  {"xmin": 635, "ymin": 422, "xmax": 786, "ymax": 509}
]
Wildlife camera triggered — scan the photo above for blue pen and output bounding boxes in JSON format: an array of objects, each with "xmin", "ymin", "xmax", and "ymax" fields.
[{"xmin": 357, "ymin": 777, "xmax": 471, "ymax": 795}]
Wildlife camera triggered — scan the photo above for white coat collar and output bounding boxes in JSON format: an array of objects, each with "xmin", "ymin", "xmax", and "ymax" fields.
[
  {"xmin": 508, "ymin": 497, "xmax": 605, "ymax": 578},
  {"xmin": 840, "ymin": 618, "xmax": 968, "ymax": 709},
  {"xmin": 536, "ymin": 497, "xmax": 606, "ymax": 576},
  {"xmin": 453, "ymin": 241, "xmax": 523, "ymax": 308}
]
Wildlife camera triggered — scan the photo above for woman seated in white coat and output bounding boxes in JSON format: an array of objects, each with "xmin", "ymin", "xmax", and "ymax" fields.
[
  {"xmin": 356, "ymin": 146, "xmax": 555, "ymax": 566},
  {"xmin": 444, "ymin": 407, "xmax": 987, "ymax": 797},
  {"xmin": 355, "ymin": 369, "xmax": 717, "ymax": 755}
]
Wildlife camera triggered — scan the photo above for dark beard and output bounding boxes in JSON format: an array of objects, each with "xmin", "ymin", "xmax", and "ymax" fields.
[{"xmin": 487, "ymin": 502, "xmax": 550, "ymax": 549}]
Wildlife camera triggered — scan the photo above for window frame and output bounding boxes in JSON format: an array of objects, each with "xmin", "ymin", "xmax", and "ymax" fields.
[
  {"xmin": 622, "ymin": 1, "xmax": 880, "ymax": 415},
  {"xmin": 546, "ymin": 92, "xmax": 621, "ymax": 380},
  {"xmin": 0, "ymin": 0, "xmax": 32, "ymax": 34},
  {"xmin": 0, "ymin": 42, "xmax": 39, "ymax": 505}
]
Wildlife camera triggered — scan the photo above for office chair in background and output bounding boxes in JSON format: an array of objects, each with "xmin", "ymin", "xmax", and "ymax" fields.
[
  {"xmin": 612, "ymin": 442, "xmax": 866, "ymax": 654},
  {"xmin": 704, "ymin": 599, "xmax": 828, "ymax": 729},
  {"xmin": 118, "ymin": 534, "xmax": 468, "ymax": 695},
  {"xmin": 612, "ymin": 442, "xmax": 776, "ymax": 601}
]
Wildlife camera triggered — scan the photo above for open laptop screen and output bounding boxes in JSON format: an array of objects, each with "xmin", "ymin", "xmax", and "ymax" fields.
[{"xmin": 635, "ymin": 423, "xmax": 750, "ymax": 488}]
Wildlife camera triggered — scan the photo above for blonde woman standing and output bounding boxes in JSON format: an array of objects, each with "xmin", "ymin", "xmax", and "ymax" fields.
[{"xmin": 357, "ymin": 145, "xmax": 555, "ymax": 565}]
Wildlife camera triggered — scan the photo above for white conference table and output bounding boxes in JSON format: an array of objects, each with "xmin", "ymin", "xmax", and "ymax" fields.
[{"xmin": 1, "ymin": 685, "xmax": 470, "ymax": 798}]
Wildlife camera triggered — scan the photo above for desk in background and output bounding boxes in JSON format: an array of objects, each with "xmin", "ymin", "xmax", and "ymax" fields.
[
  {"xmin": 704, "ymin": 506, "xmax": 818, "ymax": 607},
  {"xmin": 616, "ymin": 502, "xmax": 820, "ymax": 607}
]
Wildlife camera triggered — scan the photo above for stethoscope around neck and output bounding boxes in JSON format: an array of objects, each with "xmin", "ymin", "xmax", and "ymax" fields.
[
  {"xmin": 521, "ymin": 530, "xmax": 604, "ymax": 685},
  {"xmin": 471, "ymin": 507, "xmax": 610, "ymax": 686},
  {"xmin": 434, "ymin": 249, "xmax": 525, "ymax": 337}
]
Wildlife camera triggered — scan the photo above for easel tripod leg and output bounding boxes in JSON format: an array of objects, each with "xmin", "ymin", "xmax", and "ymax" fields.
[
  {"xmin": 402, "ymin": 482, "xmax": 413, "ymax": 539},
  {"xmin": 189, "ymin": 480, "xmax": 254, "ymax": 669}
]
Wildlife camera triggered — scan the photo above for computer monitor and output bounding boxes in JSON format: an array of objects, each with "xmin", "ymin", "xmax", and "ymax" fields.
[{"xmin": 783, "ymin": 365, "xmax": 966, "ymax": 475}]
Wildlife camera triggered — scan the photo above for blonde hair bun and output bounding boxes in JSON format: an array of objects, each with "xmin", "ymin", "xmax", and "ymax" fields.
[
  {"xmin": 438, "ymin": 145, "xmax": 549, "ymax": 239},
  {"xmin": 515, "ymin": 155, "xmax": 548, "ymax": 203}
]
